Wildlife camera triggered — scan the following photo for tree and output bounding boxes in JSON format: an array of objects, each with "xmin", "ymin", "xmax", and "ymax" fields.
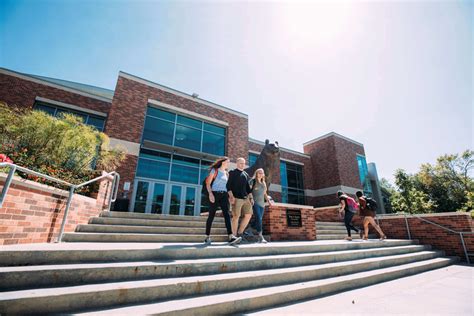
[
  {"xmin": 379, "ymin": 178, "xmax": 395, "ymax": 213},
  {"xmin": 416, "ymin": 150, "xmax": 473, "ymax": 212},
  {"xmin": 0, "ymin": 102, "xmax": 125, "ymax": 194},
  {"xmin": 391, "ymin": 169, "xmax": 436, "ymax": 214},
  {"xmin": 386, "ymin": 151, "xmax": 473, "ymax": 214}
]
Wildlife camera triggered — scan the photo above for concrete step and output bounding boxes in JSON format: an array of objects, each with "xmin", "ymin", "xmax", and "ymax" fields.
[
  {"xmin": 0, "ymin": 245, "xmax": 430, "ymax": 291},
  {"xmin": 62, "ymin": 232, "xmax": 230, "ymax": 243},
  {"xmin": 74, "ymin": 257, "xmax": 456, "ymax": 316},
  {"xmin": 316, "ymin": 234, "xmax": 378, "ymax": 240},
  {"xmin": 0, "ymin": 240, "xmax": 417, "ymax": 266},
  {"xmin": 101, "ymin": 211, "xmax": 225, "ymax": 223},
  {"xmin": 316, "ymin": 229, "xmax": 350, "ymax": 234},
  {"xmin": 0, "ymin": 251, "xmax": 449, "ymax": 314},
  {"xmin": 316, "ymin": 225, "xmax": 347, "ymax": 231},
  {"xmin": 90, "ymin": 216, "xmax": 227, "ymax": 228},
  {"xmin": 76, "ymin": 224, "xmax": 228, "ymax": 235},
  {"xmin": 316, "ymin": 222, "xmax": 345, "ymax": 227}
]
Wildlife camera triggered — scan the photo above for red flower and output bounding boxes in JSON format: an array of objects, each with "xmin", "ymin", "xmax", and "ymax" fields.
[{"xmin": 0, "ymin": 154, "xmax": 13, "ymax": 164}]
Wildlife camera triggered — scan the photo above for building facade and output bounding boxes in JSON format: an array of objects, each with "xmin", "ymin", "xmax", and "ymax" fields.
[{"xmin": 0, "ymin": 67, "xmax": 385, "ymax": 215}]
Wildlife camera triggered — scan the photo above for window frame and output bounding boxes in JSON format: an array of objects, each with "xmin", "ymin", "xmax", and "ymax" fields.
[
  {"xmin": 142, "ymin": 105, "xmax": 227, "ymax": 156},
  {"xmin": 33, "ymin": 101, "xmax": 106, "ymax": 131},
  {"xmin": 280, "ymin": 160, "xmax": 305, "ymax": 204}
]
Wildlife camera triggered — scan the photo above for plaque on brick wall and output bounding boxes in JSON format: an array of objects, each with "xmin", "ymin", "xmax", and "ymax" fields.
[{"xmin": 286, "ymin": 209, "xmax": 302, "ymax": 227}]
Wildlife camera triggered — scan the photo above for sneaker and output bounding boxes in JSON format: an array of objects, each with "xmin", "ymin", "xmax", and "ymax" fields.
[
  {"xmin": 204, "ymin": 236, "xmax": 212, "ymax": 245},
  {"xmin": 257, "ymin": 235, "xmax": 268, "ymax": 244},
  {"xmin": 344, "ymin": 236, "xmax": 352, "ymax": 241},
  {"xmin": 228, "ymin": 235, "xmax": 242, "ymax": 245}
]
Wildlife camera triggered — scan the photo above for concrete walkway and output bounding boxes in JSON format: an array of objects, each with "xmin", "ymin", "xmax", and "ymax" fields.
[
  {"xmin": 0, "ymin": 239, "xmax": 400, "ymax": 251},
  {"xmin": 249, "ymin": 264, "xmax": 473, "ymax": 316}
]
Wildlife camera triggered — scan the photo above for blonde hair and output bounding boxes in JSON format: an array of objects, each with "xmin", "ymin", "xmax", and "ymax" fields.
[{"xmin": 253, "ymin": 168, "xmax": 267, "ymax": 186}]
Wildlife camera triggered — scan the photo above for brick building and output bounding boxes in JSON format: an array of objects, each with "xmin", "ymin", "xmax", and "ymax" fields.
[{"xmin": 0, "ymin": 67, "xmax": 385, "ymax": 215}]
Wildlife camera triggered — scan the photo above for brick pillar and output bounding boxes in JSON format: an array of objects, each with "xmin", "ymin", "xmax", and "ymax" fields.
[{"xmin": 263, "ymin": 203, "xmax": 316, "ymax": 241}]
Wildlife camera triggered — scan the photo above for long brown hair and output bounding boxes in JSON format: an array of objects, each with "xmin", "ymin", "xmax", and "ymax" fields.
[{"xmin": 209, "ymin": 156, "xmax": 229, "ymax": 170}]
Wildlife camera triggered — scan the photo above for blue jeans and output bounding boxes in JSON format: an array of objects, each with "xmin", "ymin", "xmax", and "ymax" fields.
[{"xmin": 252, "ymin": 204, "xmax": 265, "ymax": 233}]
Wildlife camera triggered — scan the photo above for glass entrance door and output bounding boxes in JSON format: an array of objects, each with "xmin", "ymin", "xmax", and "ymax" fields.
[
  {"xmin": 131, "ymin": 179, "xmax": 200, "ymax": 216},
  {"xmin": 168, "ymin": 184, "xmax": 198, "ymax": 216},
  {"xmin": 184, "ymin": 187, "xmax": 196, "ymax": 216},
  {"xmin": 132, "ymin": 180, "xmax": 149, "ymax": 213},
  {"xmin": 151, "ymin": 183, "xmax": 165, "ymax": 214},
  {"xmin": 169, "ymin": 185, "xmax": 182, "ymax": 215}
]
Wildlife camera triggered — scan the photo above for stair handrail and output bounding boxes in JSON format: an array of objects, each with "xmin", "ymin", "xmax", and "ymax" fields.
[
  {"xmin": 377, "ymin": 212, "xmax": 473, "ymax": 264},
  {"xmin": 0, "ymin": 162, "xmax": 120, "ymax": 242}
]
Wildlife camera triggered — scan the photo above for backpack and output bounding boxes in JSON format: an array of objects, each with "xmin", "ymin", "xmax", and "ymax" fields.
[
  {"xmin": 344, "ymin": 196, "xmax": 359, "ymax": 213},
  {"xmin": 364, "ymin": 196, "xmax": 378, "ymax": 211}
]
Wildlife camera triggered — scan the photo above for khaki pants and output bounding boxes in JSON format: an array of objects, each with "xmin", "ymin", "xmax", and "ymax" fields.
[{"xmin": 232, "ymin": 198, "xmax": 252, "ymax": 218}]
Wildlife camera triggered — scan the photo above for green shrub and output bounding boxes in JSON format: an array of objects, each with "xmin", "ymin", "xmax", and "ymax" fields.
[{"xmin": 0, "ymin": 102, "xmax": 125, "ymax": 195}]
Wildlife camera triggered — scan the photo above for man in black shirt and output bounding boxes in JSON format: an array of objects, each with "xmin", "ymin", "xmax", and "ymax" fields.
[{"xmin": 227, "ymin": 157, "xmax": 253, "ymax": 239}]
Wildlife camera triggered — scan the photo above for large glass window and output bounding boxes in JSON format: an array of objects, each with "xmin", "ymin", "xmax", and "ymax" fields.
[
  {"xmin": 34, "ymin": 102, "xmax": 106, "ymax": 131},
  {"xmin": 170, "ymin": 155, "xmax": 200, "ymax": 184},
  {"xmin": 174, "ymin": 125, "xmax": 202, "ymax": 151},
  {"xmin": 202, "ymin": 132, "xmax": 225, "ymax": 156},
  {"xmin": 136, "ymin": 148, "xmax": 213, "ymax": 185},
  {"xmin": 142, "ymin": 106, "xmax": 226, "ymax": 156},
  {"xmin": 280, "ymin": 160, "xmax": 305, "ymax": 204},
  {"xmin": 357, "ymin": 155, "xmax": 373, "ymax": 195},
  {"xmin": 143, "ymin": 116, "xmax": 174, "ymax": 146},
  {"xmin": 248, "ymin": 153, "xmax": 258, "ymax": 166},
  {"xmin": 136, "ymin": 149, "xmax": 171, "ymax": 180}
]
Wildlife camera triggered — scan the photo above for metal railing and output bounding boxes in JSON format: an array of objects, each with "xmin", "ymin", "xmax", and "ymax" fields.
[
  {"xmin": 377, "ymin": 212, "xmax": 473, "ymax": 264},
  {"xmin": 0, "ymin": 162, "xmax": 120, "ymax": 242}
]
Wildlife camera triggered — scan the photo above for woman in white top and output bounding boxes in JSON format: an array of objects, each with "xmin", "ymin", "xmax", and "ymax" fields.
[{"xmin": 204, "ymin": 157, "xmax": 241, "ymax": 245}]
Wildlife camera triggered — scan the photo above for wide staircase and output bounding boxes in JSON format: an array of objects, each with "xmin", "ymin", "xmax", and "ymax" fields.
[
  {"xmin": 63, "ymin": 211, "xmax": 229, "ymax": 242},
  {"xmin": 316, "ymin": 221, "xmax": 377, "ymax": 240},
  {"xmin": 0, "ymin": 238, "xmax": 457, "ymax": 314}
]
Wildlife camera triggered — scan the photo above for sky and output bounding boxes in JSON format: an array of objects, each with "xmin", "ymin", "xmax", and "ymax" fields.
[{"xmin": 0, "ymin": 0, "xmax": 472, "ymax": 182}]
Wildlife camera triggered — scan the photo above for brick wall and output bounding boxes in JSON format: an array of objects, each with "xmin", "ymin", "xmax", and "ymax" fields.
[
  {"xmin": 304, "ymin": 136, "xmax": 341, "ymax": 190},
  {"xmin": 313, "ymin": 193, "xmax": 343, "ymax": 208},
  {"xmin": 314, "ymin": 206, "xmax": 474, "ymax": 262},
  {"xmin": 314, "ymin": 205, "xmax": 341, "ymax": 222},
  {"xmin": 107, "ymin": 75, "xmax": 250, "ymax": 195},
  {"xmin": 0, "ymin": 173, "xmax": 112, "ymax": 245},
  {"xmin": 262, "ymin": 203, "xmax": 316, "ymax": 241},
  {"xmin": 303, "ymin": 134, "xmax": 365, "ymax": 191},
  {"xmin": 0, "ymin": 73, "xmax": 111, "ymax": 116},
  {"xmin": 377, "ymin": 213, "xmax": 474, "ymax": 262},
  {"xmin": 333, "ymin": 136, "xmax": 365, "ymax": 189},
  {"xmin": 115, "ymin": 154, "xmax": 138, "ymax": 202}
]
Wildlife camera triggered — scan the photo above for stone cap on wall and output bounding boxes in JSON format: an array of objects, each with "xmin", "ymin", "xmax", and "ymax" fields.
[
  {"xmin": 0, "ymin": 172, "xmax": 98, "ymax": 202},
  {"xmin": 313, "ymin": 205, "xmax": 340, "ymax": 211},
  {"xmin": 270, "ymin": 202, "xmax": 315, "ymax": 210},
  {"xmin": 376, "ymin": 212, "xmax": 473, "ymax": 220}
]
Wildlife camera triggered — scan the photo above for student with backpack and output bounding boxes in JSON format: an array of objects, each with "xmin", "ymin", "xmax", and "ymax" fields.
[
  {"xmin": 204, "ymin": 157, "xmax": 241, "ymax": 245},
  {"xmin": 337, "ymin": 190, "xmax": 361, "ymax": 241},
  {"xmin": 356, "ymin": 191, "xmax": 387, "ymax": 241}
]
